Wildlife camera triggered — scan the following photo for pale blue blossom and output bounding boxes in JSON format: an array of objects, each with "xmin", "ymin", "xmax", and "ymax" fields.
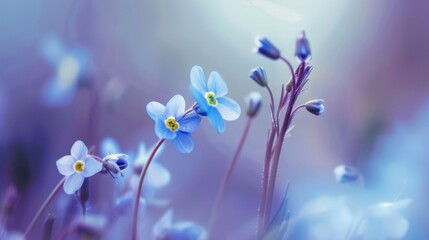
[
  {"xmin": 153, "ymin": 210, "xmax": 207, "ymax": 240},
  {"xmin": 40, "ymin": 35, "xmax": 90, "ymax": 106},
  {"xmin": 189, "ymin": 66, "xmax": 241, "ymax": 133},
  {"xmin": 56, "ymin": 140, "xmax": 102, "ymax": 194}
]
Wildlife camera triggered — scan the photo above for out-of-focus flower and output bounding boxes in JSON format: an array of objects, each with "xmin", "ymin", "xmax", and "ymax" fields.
[
  {"xmin": 249, "ymin": 66, "xmax": 268, "ymax": 87},
  {"xmin": 189, "ymin": 66, "xmax": 241, "ymax": 133},
  {"xmin": 361, "ymin": 199, "xmax": 412, "ymax": 239},
  {"xmin": 56, "ymin": 140, "xmax": 102, "ymax": 194},
  {"xmin": 255, "ymin": 37, "xmax": 281, "ymax": 60},
  {"xmin": 245, "ymin": 92, "xmax": 263, "ymax": 118},
  {"xmin": 292, "ymin": 195, "xmax": 354, "ymax": 240},
  {"xmin": 333, "ymin": 165, "xmax": 360, "ymax": 183},
  {"xmin": 153, "ymin": 210, "xmax": 207, "ymax": 240},
  {"xmin": 304, "ymin": 99, "xmax": 325, "ymax": 116},
  {"xmin": 40, "ymin": 35, "xmax": 90, "ymax": 106},
  {"xmin": 147, "ymin": 95, "xmax": 201, "ymax": 153},
  {"xmin": 295, "ymin": 31, "xmax": 312, "ymax": 62}
]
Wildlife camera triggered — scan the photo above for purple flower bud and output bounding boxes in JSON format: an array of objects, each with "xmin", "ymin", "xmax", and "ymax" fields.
[
  {"xmin": 304, "ymin": 99, "xmax": 324, "ymax": 116},
  {"xmin": 295, "ymin": 31, "xmax": 312, "ymax": 62},
  {"xmin": 245, "ymin": 92, "xmax": 263, "ymax": 118},
  {"xmin": 255, "ymin": 37, "xmax": 281, "ymax": 60},
  {"xmin": 249, "ymin": 66, "xmax": 267, "ymax": 87}
]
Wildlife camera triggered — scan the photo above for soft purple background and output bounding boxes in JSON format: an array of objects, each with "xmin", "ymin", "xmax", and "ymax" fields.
[{"xmin": 0, "ymin": 0, "xmax": 428, "ymax": 239}]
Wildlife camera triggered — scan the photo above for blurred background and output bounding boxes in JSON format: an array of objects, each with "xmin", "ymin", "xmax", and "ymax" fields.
[{"xmin": 0, "ymin": 0, "xmax": 428, "ymax": 239}]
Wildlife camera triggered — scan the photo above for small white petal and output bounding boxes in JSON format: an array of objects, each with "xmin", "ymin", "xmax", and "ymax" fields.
[
  {"xmin": 71, "ymin": 140, "xmax": 88, "ymax": 160},
  {"xmin": 63, "ymin": 173, "xmax": 84, "ymax": 194},
  {"xmin": 56, "ymin": 155, "xmax": 75, "ymax": 176},
  {"xmin": 83, "ymin": 156, "xmax": 103, "ymax": 177}
]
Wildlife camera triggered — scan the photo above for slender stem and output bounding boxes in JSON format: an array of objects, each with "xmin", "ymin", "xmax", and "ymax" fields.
[
  {"xmin": 256, "ymin": 126, "xmax": 276, "ymax": 237},
  {"xmin": 24, "ymin": 177, "xmax": 65, "ymax": 238},
  {"xmin": 264, "ymin": 88, "xmax": 299, "ymax": 226},
  {"xmin": 209, "ymin": 117, "xmax": 253, "ymax": 232},
  {"xmin": 131, "ymin": 138, "xmax": 165, "ymax": 240},
  {"xmin": 280, "ymin": 57, "xmax": 296, "ymax": 89}
]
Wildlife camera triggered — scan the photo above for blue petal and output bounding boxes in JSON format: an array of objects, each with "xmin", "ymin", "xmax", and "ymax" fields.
[
  {"xmin": 147, "ymin": 101, "xmax": 166, "ymax": 121},
  {"xmin": 165, "ymin": 95, "xmax": 185, "ymax": 118},
  {"xmin": 173, "ymin": 132, "xmax": 194, "ymax": 153},
  {"xmin": 208, "ymin": 71, "xmax": 228, "ymax": 97},
  {"xmin": 82, "ymin": 156, "xmax": 103, "ymax": 177},
  {"xmin": 42, "ymin": 78, "xmax": 76, "ymax": 106},
  {"xmin": 207, "ymin": 108, "xmax": 225, "ymax": 133},
  {"xmin": 155, "ymin": 119, "xmax": 176, "ymax": 140},
  {"xmin": 178, "ymin": 113, "xmax": 201, "ymax": 133},
  {"xmin": 71, "ymin": 140, "xmax": 88, "ymax": 160},
  {"xmin": 56, "ymin": 155, "xmax": 75, "ymax": 176},
  {"xmin": 63, "ymin": 173, "xmax": 84, "ymax": 195},
  {"xmin": 190, "ymin": 65, "xmax": 208, "ymax": 94},
  {"xmin": 190, "ymin": 85, "xmax": 209, "ymax": 113},
  {"xmin": 217, "ymin": 97, "xmax": 241, "ymax": 121}
]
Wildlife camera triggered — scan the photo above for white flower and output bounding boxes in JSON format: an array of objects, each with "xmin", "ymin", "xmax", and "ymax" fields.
[{"xmin": 56, "ymin": 140, "xmax": 102, "ymax": 194}]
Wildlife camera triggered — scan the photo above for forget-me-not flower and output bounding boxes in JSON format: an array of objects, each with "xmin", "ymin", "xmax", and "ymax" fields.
[
  {"xmin": 40, "ymin": 35, "xmax": 90, "ymax": 106},
  {"xmin": 153, "ymin": 210, "xmax": 207, "ymax": 240},
  {"xmin": 189, "ymin": 66, "xmax": 241, "ymax": 133},
  {"xmin": 147, "ymin": 95, "xmax": 201, "ymax": 153},
  {"xmin": 56, "ymin": 140, "xmax": 102, "ymax": 194}
]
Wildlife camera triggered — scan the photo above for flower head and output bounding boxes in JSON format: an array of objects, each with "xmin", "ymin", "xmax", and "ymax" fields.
[
  {"xmin": 250, "ymin": 66, "xmax": 268, "ymax": 87},
  {"xmin": 295, "ymin": 31, "xmax": 312, "ymax": 63},
  {"xmin": 40, "ymin": 36, "xmax": 90, "ymax": 106},
  {"xmin": 245, "ymin": 92, "xmax": 263, "ymax": 118},
  {"xmin": 255, "ymin": 37, "xmax": 281, "ymax": 60},
  {"xmin": 56, "ymin": 141, "xmax": 102, "ymax": 194},
  {"xmin": 304, "ymin": 99, "xmax": 325, "ymax": 116},
  {"xmin": 189, "ymin": 66, "xmax": 241, "ymax": 133},
  {"xmin": 333, "ymin": 165, "xmax": 359, "ymax": 183},
  {"xmin": 147, "ymin": 95, "xmax": 201, "ymax": 153},
  {"xmin": 153, "ymin": 210, "xmax": 207, "ymax": 240}
]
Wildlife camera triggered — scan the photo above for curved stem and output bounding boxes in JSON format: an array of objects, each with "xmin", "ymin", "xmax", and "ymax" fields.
[
  {"xmin": 24, "ymin": 177, "xmax": 65, "ymax": 238},
  {"xmin": 256, "ymin": 126, "xmax": 276, "ymax": 238},
  {"xmin": 280, "ymin": 57, "xmax": 296, "ymax": 89},
  {"xmin": 209, "ymin": 117, "xmax": 253, "ymax": 232},
  {"xmin": 131, "ymin": 139, "xmax": 165, "ymax": 240}
]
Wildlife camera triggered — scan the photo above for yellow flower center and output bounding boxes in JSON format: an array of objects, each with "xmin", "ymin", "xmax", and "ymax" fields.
[
  {"xmin": 205, "ymin": 92, "xmax": 217, "ymax": 106},
  {"xmin": 165, "ymin": 117, "xmax": 179, "ymax": 132},
  {"xmin": 74, "ymin": 160, "xmax": 85, "ymax": 172}
]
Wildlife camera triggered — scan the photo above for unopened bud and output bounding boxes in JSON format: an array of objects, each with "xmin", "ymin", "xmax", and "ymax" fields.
[
  {"xmin": 249, "ymin": 66, "xmax": 267, "ymax": 87},
  {"xmin": 295, "ymin": 31, "xmax": 312, "ymax": 63},
  {"xmin": 245, "ymin": 92, "xmax": 263, "ymax": 118},
  {"xmin": 304, "ymin": 99, "xmax": 324, "ymax": 116}
]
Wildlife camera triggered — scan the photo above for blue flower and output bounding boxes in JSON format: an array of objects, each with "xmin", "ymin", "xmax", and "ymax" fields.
[
  {"xmin": 56, "ymin": 140, "xmax": 102, "ymax": 194},
  {"xmin": 189, "ymin": 66, "xmax": 241, "ymax": 133},
  {"xmin": 146, "ymin": 95, "xmax": 201, "ymax": 153},
  {"xmin": 40, "ymin": 35, "xmax": 90, "ymax": 106},
  {"xmin": 333, "ymin": 165, "xmax": 359, "ymax": 183},
  {"xmin": 255, "ymin": 37, "xmax": 281, "ymax": 60},
  {"xmin": 153, "ymin": 210, "xmax": 207, "ymax": 240}
]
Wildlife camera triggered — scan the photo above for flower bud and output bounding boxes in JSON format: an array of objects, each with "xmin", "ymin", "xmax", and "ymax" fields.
[
  {"xmin": 255, "ymin": 37, "xmax": 281, "ymax": 60},
  {"xmin": 295, "ymin": 31, "xmax": 312, "ymax": 62},
  {"xmin": 304, "ymin": 99, "xmax": 324, "ymax": 116},
  {"xmin": 245, "ymin": 92, "xmax": 263, "ymax": 118},
  {"xmin": 103, "ymin": 153, "xmax": 129, "ymax": 171},
  {"xmin": 249, "ymin": 66, "xmax": 267, "ymax": 87},
  {"xmin": 333, "ymin": 165, "xmax": 359, "ymax": 183}
]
